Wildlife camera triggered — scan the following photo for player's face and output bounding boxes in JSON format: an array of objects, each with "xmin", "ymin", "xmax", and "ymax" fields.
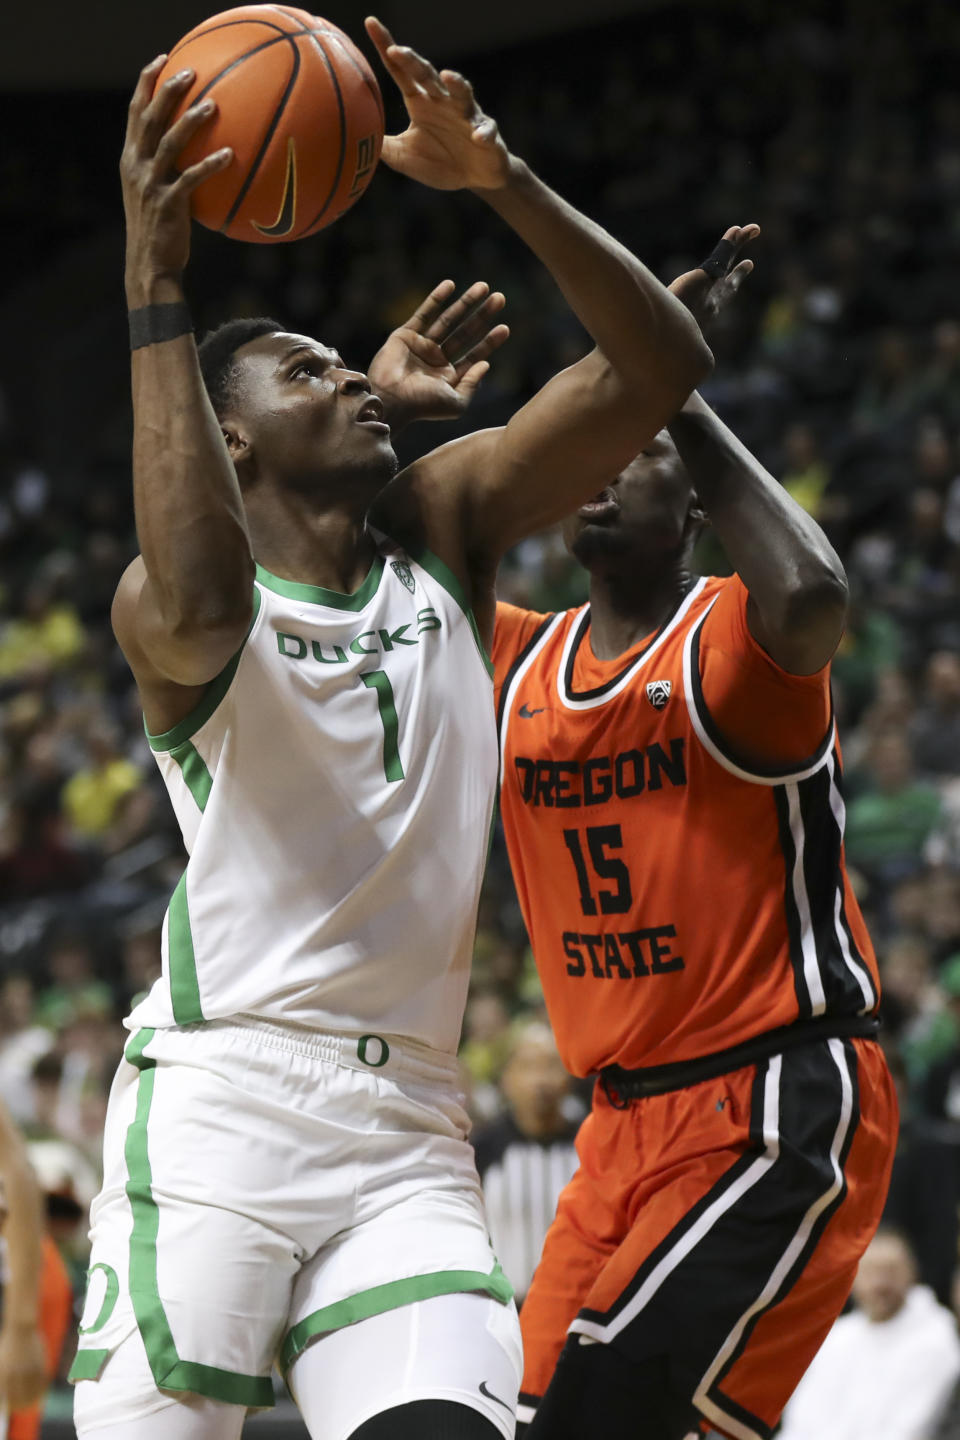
[
  {"xmin": 227, "ymin": 332, "xmax": 398, "ymax": 497},
  {"xmin": 562, "ymin": 431, "xmax": 700, "ymax": 568}
]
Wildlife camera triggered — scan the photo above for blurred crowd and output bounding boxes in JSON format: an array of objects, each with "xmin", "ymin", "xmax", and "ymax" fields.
[{"xmin": 1, "ymin": 0, "xmax": 960, "ymax": 1424}]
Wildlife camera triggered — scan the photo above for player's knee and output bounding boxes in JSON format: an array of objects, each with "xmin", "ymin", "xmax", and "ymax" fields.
[
  {"xmin": 527, "ymin": 1336, "xmax": 699, "ymax": 1440},
  {"xmin": 348, "ymin": 1399, "xmax": 503, "ymax": 1440}
]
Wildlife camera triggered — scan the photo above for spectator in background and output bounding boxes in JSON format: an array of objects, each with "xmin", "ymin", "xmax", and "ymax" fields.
[
  {"xmin": 473, "ymin": 1021, "xmax": 581, "ymax": 1304},
  {"xmin": 880, "ymin": 932, "xmax": 956, "ymax": 1082},
  {"xmin": 910, "ymin": 651, "xmax": 960, "ymax": 777},
  {"xmin": 60, "ymin": 718, "xmax": 149, "ymax": 854},
  {"xmin": 779, "ymin": 421, "xmax": 831, "ymax": 519},
  {"xmin": 0, "ymin": 573, "xmax": 84, "ymax": 682},
  {"xmin": 845, "ymin": 730, "xmax": 943, "ymax": 887},
  {"xmin": 778, "ymin": 1228, "xmax": 960, "ymax": 1440},
  {"xmin": 919, "ymin": 955, "xmax": 960, "ymax": 1123}
]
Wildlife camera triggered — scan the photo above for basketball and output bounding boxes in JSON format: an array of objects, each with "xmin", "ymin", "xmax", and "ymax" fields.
[{"xmin": 155, "ymin": 5, "xmax": 384, "ymax": 244}]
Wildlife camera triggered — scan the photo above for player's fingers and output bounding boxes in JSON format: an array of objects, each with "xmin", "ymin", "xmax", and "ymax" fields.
[
  {"xmin": 726, "ymin": 258, "xmax": 755, "ymax": 290},
  {"xmin": 423, "ymin": 281, "xmax": 491, "ymax": 342},
  {"xmin": 372, "ymin": 32, "xmax": 428, "ymax": 100},
  {"xmin": 401, "ymin": 330, "xmax": 449, "ymax": 367},
  {"xmin": 439, "ymin": 293, "xmax": 506, "ymax": 357},
  {"xmin": 471, "ymin": 117, "xmax": 501, "ymax": 149},
  {"xmin": 453, "ymin": 322, "xmax": 510, "ymax": 375},
  {"xmin": 173, "ymin": 146, "xmax": 234, "ymax": 197},
  {"xmin": 126, "ymin": 54, "xmax": 169, "ymax": 136},
  {"xmin": 364, "ymin": 15, "xmax": 397, "ymax": 62},
  {"xmin": 388, "ymin": 45, "xmax": 448, "ymax": 101},
  {"xmin": 400, "ymin": 280, "xmax": 457, "ymax": 333},
  {"xmin": 138, "ymin": 68, "xmax": 197, "ymax": 158},
  {"xmin": 153, "ymin": 98, "xmax": 218, "ymax": 177},
  {"xmin": 439, "ymin": 70, "xmax": 479, "ymax": 119},
  {"xmin": 452, "ymin": 359, "xmax": 491, "ymax": 400}
]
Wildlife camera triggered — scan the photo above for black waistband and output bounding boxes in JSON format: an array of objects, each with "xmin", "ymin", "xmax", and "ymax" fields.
[{"xmin": 598, "ymin": 1014, "xmax": 880, "ymax": 1108}]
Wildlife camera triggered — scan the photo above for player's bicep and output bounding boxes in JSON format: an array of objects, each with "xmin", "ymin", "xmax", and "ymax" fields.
[
  {"xmin": 464, "ymin": 348, "xmax": 686, "ymax": 555},
  {"xmin": 112, "ymin": 559, "xmax": 231, "ymax": 730}
]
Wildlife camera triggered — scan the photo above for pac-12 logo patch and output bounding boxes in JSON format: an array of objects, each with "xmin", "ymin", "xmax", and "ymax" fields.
[
  {"xmin": 391, "ymin": 560, "xmax": 415, "ymax": 593},
  {"xmin": 646, "ymin": 679, "xmax": 672, "ymax": 710}
]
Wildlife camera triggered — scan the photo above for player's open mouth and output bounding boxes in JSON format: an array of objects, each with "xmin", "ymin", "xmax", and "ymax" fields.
[
  {"xmin": 577, "ymin": 487, "xmax": 620, "ymax": 523},
  {"xmin": 356, "ymin": 397, "xmax": 390, "ymax": 432}
]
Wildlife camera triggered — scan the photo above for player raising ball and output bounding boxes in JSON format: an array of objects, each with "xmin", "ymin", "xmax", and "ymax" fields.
[{"xmin": 71, "ymin": 11, "xmax": 711, "ymax": 1440}]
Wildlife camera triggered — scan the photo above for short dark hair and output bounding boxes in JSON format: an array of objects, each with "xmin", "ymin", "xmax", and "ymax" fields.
[{"xmin": 197, "ymin": 316, "xmax": 286, "ymax": 418}]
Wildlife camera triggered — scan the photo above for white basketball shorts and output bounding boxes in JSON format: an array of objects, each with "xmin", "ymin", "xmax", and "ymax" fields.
[{"xmin": 71, "ymin": 1018, "xmax": 516, "ymax": 1416}]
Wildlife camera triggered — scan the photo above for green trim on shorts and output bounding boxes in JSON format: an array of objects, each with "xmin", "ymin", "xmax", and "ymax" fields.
[
  {"xmin": 69, "ymin": 1347, "xmax": 110, "ymax": 1382},
  {"xmin": 123, "ymin": 1028, "xmax": 275, "ymax": 1409},
  {"xmin": 279, "ymin": 1263, "xmax": 514, "ymax": 1374}
]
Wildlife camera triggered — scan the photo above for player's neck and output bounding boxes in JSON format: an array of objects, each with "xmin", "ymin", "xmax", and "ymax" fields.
[
  {"xmin": 247, "ymin": 497, "xmax": 377, "ymax": 596},
  {"xmin": 587, "ymin": 565, "xmax": 695, "ymax": 661}
]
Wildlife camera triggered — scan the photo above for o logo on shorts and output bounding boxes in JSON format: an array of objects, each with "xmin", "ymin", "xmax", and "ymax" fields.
[
  {"xmin": 357, "ymin": 1034, "xmax": 390, "ymax": 1068},
  {"xmin": 78, "ymin": 1262, "xmax": 120, "ymax": 1335}
]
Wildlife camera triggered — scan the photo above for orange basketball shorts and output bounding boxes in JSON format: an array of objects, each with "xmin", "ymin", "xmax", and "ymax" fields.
[{"xmin": 518, "ymin": 1036, "xmax": 897, "ymax": 1440}]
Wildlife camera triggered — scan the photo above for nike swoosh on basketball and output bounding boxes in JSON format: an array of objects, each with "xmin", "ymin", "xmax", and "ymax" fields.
[
  {"xmin": 252, "ymin": 137, "xmax": 298, "ymax": 237},
  {"xmin": 479, "ymin": 1381, "xmax": 512, "ymax": 1412},
  {"xmin": 518, "ymin": 703, "xmax": 546, "ymax": 718}
]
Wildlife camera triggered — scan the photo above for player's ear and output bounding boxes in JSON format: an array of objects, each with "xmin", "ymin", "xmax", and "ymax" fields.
[
  {"xmin": 222, "ymin": 423, "xmax": 253, "ymax": 469},
  {"xmin": 685, "ymin": 492, "xmax": 708, "ymax": 539}
]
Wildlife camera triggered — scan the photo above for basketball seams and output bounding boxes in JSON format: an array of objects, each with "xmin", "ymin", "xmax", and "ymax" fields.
[
  {"xmin": 291, "ymin": 31, "xmax": 348, "ymax": 239},
  {"xmin": 221, "ymin": 37, "xmax": 301, "ymax": 231},
  {"xmin": 189, "ymin": 32, "xmax": 298, "ymax": 110},
  {"xmin": 167, "ymin": 17, "xmax": 298, "ymax": 71}
]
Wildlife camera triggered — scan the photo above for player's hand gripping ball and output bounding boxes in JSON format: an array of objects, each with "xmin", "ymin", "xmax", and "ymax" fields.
[{"xmin": 155, "ymin": 5, "xmax": 384, "ymax": 243}]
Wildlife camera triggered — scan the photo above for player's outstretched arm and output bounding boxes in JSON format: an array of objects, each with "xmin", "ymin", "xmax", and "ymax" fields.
[
  {"xmin": 667, "ymin": 229, "xmax": 848, "ymax": 675},
  {"xmin": 114, "ymin": 56, "xmax": 254, "ymax": 695},
  {"xmin": 0, "ymin": 1099, "xmax": 47, "ymax": 1414},
  {"xmin": 365, "ymin": 17, "xmax": 712, "ymax": 557}
]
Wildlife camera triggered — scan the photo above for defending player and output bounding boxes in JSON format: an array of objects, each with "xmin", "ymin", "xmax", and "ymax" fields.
[
  {"xmin": 70, "ymin": 16, "xmax": 711, "ymax": 1440},
  {"xmin": 493, "ymin": 231, "xmax": 898, "ymax": 1440}
]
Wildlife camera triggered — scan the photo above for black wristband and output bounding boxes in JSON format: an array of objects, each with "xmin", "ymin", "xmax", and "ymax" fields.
[
  {"xmin": 128, "ymin": 302, "xmax": 193, "ymax": 351},
  {"xmin": 698, "ymin": 238, "xmax": 736, "ymax": 279}
]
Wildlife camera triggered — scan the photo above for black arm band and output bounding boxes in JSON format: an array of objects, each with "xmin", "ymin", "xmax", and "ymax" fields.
[
  {"xmin": 128, "ymin": 302, "xmax": 193, "ymax": 351},
  {"xmin": 698, "ymin": 238, "xmax": 737, "ymax": 279}
]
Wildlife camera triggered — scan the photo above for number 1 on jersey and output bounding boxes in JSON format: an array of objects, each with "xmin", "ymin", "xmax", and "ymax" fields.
[{"xmin": 361, "ymin": 671, "xmax": 405, "ymax": 783}]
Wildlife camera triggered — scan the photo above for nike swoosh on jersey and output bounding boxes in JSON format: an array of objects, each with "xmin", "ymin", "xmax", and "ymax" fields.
[
  {"xmin": 518, "ymin": 704, "xmax": 546, "ymax": 718},
  {"xmin": 479, "ymin": 1381, "xmax": 512, "ymax": 1412},
  {"xmin": 252, "ymin": 138, "xmax": 298, "ymax": 237}
]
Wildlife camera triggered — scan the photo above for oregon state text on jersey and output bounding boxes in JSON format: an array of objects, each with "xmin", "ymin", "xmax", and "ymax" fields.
[{"xmin": 493, "ymin": 577, "xmax": 881, "ymax": 1077}]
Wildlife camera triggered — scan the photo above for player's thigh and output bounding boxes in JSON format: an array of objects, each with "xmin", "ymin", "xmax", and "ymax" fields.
[
  {"xmin": 288, "ymin": 1292, "xmax": 522, "ymax": 1440},
  {"xmin": 519, "ymin": 1121, "xmax": 624, "ymax": 1417},
  {"xmin": 74, "ymin": 1329, "xmax": 246, "ymax": 1440}
]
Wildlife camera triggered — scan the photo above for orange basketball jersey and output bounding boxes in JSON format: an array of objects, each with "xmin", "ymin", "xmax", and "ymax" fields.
[{"xmin": 493, "ymin": 576, "xmax": 880, "ymax": 1078}]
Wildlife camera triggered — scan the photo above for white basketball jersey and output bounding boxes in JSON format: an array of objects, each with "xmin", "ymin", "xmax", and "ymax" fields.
[{"xmin": 128, "ymin": 540, "xmax": 498, "ymax": 1054}]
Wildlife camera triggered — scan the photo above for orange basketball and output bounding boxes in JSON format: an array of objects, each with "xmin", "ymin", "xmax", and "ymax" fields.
[{"xmin": 155, "ymin": 6, "xmax": 384, "ymax": 243}]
